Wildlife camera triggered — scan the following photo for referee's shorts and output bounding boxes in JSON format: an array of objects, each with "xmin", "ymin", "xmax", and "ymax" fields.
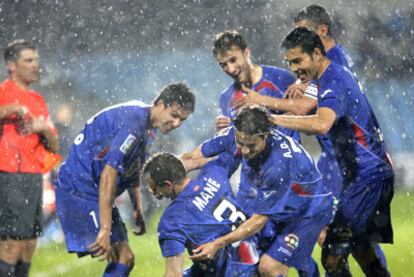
[{"xmin": 0, "ymin": 172, "xmax": 43, "ymax": 239}]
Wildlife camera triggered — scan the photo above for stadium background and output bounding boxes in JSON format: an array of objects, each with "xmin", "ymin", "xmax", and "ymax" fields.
[{"xmin": 0, "ymin": 0, "xmax": 413, "ymax": 276}]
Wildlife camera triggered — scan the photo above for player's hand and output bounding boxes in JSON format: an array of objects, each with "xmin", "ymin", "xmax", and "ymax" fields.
[
  {"xmin": 215, "ymin": 115, "xmax": 231, "ymax": 131},
  {"xmin": 284, "ymin": 82, "xmax": 307, "ymax": 99},
  {"xmin": 189, "ymin": 241, "xmax": 221, "ymax": 261},
  {"xmin": 89, "ymin": 229, "xmax": 111, "ymax": 261},
  {"xmin": 268, "ymin": 114, "xmax": 280, "ymax": 125},
  {"xmin": 232, "ymin": 85, "xmax": 263, "ymax": 109},
  {"xmin": 11, "ymin": 104, "xmax": 29, "ymax": 118},
  {"xmin": 132, "ymin": 211, "xmax": 146, "ymax": 236}
]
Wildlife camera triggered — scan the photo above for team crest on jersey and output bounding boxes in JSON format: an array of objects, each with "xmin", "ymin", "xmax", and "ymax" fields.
[
  {"xmin": 120, "ymin": 134, "xmax": 137, "ymax": 154},
  {"xmin": 284, "ymin": 234, "xmax": 299, "ymax": 250}
]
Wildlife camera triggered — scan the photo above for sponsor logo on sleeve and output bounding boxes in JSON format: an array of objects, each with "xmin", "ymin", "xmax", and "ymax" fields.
[
  {"xmin": 320, "ymin": 89, "xmax": 332, "ymax": 98},
  {"xmin": 284, "ymin": 233, "xmax": 299, "ymax": 250},
  {"xmin": 120, "ymin": 134, "xmax": 137, "ymax": 154}
]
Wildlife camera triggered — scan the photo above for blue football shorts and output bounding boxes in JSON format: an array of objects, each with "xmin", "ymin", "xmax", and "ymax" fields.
[{"xmin": 55, "ymin": 186, "xmax": 128, "ymax": 255}]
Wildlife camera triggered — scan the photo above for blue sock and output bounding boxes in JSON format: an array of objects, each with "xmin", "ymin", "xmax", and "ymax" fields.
[
  {"xmin": 375, "ymin": 243, "xmax": 388, "ymax": 268},
  {"xmin": 103, "ymin": 262, "xmax": 130, "ymax": 277}
]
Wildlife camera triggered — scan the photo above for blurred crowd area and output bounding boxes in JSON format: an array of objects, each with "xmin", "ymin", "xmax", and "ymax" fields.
[{"xmin": 0, "ymin": 1, "xmax": 412, "ymax": 196}]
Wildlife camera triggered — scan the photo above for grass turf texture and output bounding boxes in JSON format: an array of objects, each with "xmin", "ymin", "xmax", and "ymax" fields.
[{"xmin": 31, "ymin": 189, "xmax": 414, "ymax": 276}]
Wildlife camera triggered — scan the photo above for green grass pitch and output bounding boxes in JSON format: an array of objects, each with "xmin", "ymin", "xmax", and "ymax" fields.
[{"xmin": 31, "ymin": 189, "xmax": 414, "ymax": 276}]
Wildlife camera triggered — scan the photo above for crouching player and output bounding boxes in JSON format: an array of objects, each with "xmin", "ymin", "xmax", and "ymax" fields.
[
  {"xmin": 190, "ymin": 106, "xmax": 334, "ymax": 277},
  {"xmin": 142, "ymin": 152, "xmax": 259, "ymax": 276},
  {"xmin": 55, "ymin": 83, "xmax": 195, "ymax": 276}
]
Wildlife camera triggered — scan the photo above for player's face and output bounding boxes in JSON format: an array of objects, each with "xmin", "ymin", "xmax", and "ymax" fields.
[
  {"xmin": 156, "ymin": 102, "xmax": 191, "ymax": 134},
  {"xmin": 215, "ymin": 46, "xmax": 252, "ymax": 85},
  {"xmin": 235, "ymin": 129, "xmax": 267, "ymax": 160},
  {"xmin": 284, "ymin": 46, "xmax": 318, "ymax": 84},
  {"xmin": 8, "ymin": 49, "xmax": 40, "ymax": 85}
]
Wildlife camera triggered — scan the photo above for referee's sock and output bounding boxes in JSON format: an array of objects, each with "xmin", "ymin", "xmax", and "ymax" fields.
[
  {"xmin": 103, "ymin": 262, "xmax": 130, "ymax": 277},
  {"xmin": 15, "ymin": 261, "xmax": 31, "ymax": 277},
  {"xmin": 0, "ymin": 259, "xmax": 15, "ymax": 276}
]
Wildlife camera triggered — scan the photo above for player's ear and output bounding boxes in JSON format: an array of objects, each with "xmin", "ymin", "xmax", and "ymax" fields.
[
  {"xmin": 317, "ymin": 24, "xmax": 329, "ymax": 38},
  {"xmin": 312, "ymin": 48, "xmax": 323, "ymax": 61},
  {"xmin": 6, "ymin": 60, "xmax": 16, "ymax": 74},
  {"xmin": 244, "ymin": 47, "xmax": 251, "ymax": 60},
  {"xmin": 164, "ymin": 180, "xmax": 174, "ymax": 189}
]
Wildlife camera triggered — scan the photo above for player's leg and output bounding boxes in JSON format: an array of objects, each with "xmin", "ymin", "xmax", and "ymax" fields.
[
  {"xmin": 103, "ymin": 241, "xmax": 135, "ymax": 277},
  {"xmin": 321, "ymin": 212, "xmax": 352, "ymax": 277},
  {"xmin": 0, "ymin": 239, "xmax": 20, "ymax": 276},
  {"xmin": 16, "ymin": 177, "xmax": 43, "ymax": 277},
  {"xmin": 350, "ymin": 177, "xmax": 394, "ymax": 277},
  {"xmin": 258, "ymin": 254, "xmax": 289, "ymax": 277},
  {"xmin": 0, "ymin": 173, "xmax": 43, "ymax": 276},
  {"xmin": 14, "ymin": 239, "xmax": 37, "ymax": 277},
  {"xmin": 351, "ymin": 243, "xmax": 389, "ymax": 277},
  {"xmin": 102, "ymin": 206, "xmax": 132, "ymax": 277}
]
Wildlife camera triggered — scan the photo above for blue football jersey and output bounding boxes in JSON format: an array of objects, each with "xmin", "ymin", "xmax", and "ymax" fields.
[
  {"xmin": 200, "ymin": 127, "xmax": 332, "ymax": 219},
  {"xmin": 219, "ymin": 65, "xmax": 299, "ymax": 140},
  {"xmin": 158, "ymin": 153, "xmax": 249, "ymax": 258},
  {"xmin": 240, "ymin": 129, "xmax": 332, "ymax": 221},
  {"xmin": 317, "ymin": 63, "xmax": 394, "ymax": 187},
  {"xmin": 57, "ymin": 100, "xmax": 151, "ymax": 198},
  {"xmin": 304, "ymin": 45, "xmax": 358, "ymax": 196}
]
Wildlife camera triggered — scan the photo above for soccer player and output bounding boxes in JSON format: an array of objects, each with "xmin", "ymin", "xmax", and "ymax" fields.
[
  {"xmin": 271, "ymin": 27, "xmax": 394, "ymax": 277},
  {"xmin": 55, "ymin": 83, "xmax": 195, "ymax": 276},
  {"xmin": 142, "ymin": 152, "xmax": 259, "ymax": 277},
  {"xmin": 212, "ymin": 30, "xmax": 306, "ymax": 140},
  {"xmin": 191, "ymin": 106, "xmax": 333, "ymax": 277},
  {"xmin": 0, "ymin": 40, "xmax": 60, "ymax": 277},
  {"xmin": 293, "ymin": 5, "xmax": 390, "ymax": 274}
]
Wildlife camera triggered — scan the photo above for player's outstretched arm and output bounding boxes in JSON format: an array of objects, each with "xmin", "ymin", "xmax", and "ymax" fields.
[
  {"xmin": 269, "ymin": 107, "xmax": 336, "ymax": 135},
  {"xmin": 180, "ymin": 145, "xmax": 210, "ymax": 172},
  {"xmin": 128, "ymin": 185, "xmax": 146, "ymax": 236},
  {"xmin": 164, "ymin": 253, "xmax": 185, "ymax": 277},
  {"xmin": 190, "ymin": 214, "xmax": 268, "ymax": 261},
  {"xmin": 89, "ymin": 164, "xmax": 118, "ymax": 261},
  {"xmin": 233, "ymin": 84, "xmax": 317, "ymax": 116},
  {"xmin": 215, "ymin": 115, "xmax": 231, "ymax": 131}
]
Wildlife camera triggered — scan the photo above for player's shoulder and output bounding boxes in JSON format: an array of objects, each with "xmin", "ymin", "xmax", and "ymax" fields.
[{"xmin": 219, "ymin": 83, "xmax": 237, "ymax": 99}]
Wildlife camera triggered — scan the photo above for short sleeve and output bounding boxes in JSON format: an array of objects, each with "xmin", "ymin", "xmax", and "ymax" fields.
[
  {"xmin": 105, "ymin": 128, "xmax": 143, "ymax": 173},
  {"xmin": 318, "ymin": 84, "xmax": 348, "ymax": 118},
  {"xmin": 201, "ymin": 127, "xmax": 234, "ymax": 157},
  {"xmin": 158, "ymin": 210, "xmax": 187, "ymax": 257}
]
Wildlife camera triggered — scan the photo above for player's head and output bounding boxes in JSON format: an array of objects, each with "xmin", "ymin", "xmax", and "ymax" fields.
[
  {"xmin": 4, "ymin": 39, "xmax": 39, "ymax": 84},
  {"xmin": 281, "ymin": 27, "xmax": 326, "ymax": 83},
  {"xmin": 212, "ymin": 30, "xmax": 253, "ymax": 86},
  {"xmin": 152, "ymin": 82, "xmax": 195, "ymax": 134},
  {"xmin": 142, "ymin": 152, "xmax": 186, "ymax": 200},
  {"xmin": 294, "ymin": 5, "xmax": 333, "ymax": 38},
  {"xmin": 233, "ymin": 106, "xmax": 271, "ymax": 160}
]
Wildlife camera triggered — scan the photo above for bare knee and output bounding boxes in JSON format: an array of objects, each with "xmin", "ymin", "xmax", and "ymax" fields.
[
  {"xmin": 0, "ymin": 240, "xmax": 22, "ymax": 264},
  {"xmin": 259, "ymin": 254, "xmax": 288, "ymax": 277},
  {"xmin": 115, "ymin": 242, "xmax": 135, "ymax": 268},
  {"xmin": 21, "ymin": 239, "xmax": 37, "ymax": 262}
]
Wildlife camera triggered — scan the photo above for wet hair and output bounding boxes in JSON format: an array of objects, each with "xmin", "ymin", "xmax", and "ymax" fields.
[
  {"xmin": 281, "ymin": 27, "xmax": 326, "ymax": 56},
  {"xmin": 142, "ymin": 152, "xmax": 186, "ymax": 188},
  {"xmin": 153, "ymin": 82, "xmax": 195, "ymax": 113},
  {"xmin": 4, "ymin": 39, "xmax": 36, "ymax": 63},
  {"xmin": 213, "ymin": 30, "xmax": 248, "ymax": 56},
  {"xmin": 294, "ymin": 5, "xmax": 332, "ymax": 37},
  {"xmin": 233, "ymin": 106, "xmax": 271, "ymax": 136}
]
